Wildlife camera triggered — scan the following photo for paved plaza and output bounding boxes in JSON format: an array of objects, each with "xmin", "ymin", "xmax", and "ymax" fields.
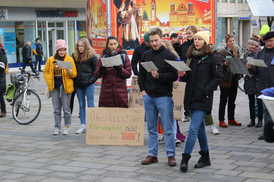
[{"xmin": 0, "ymin": 75, "xmax": 274, "ymax": 182}]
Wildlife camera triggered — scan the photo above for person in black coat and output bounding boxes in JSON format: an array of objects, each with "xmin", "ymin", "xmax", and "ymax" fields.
[
  {"xmin": 73, "ymin": 38, "xmax": 97, "ymax": 134},
  {"xmin": 255, "ymin": 31, "xmax": 274, "ymax": 140},
  {"xmin": 0, "ymin": 44, "xmax": 7, "ymax": 117},
  {"xmin": 131, "ymin": 32, "xmax": 150, "ymax": 76},
  {"xmin": 179, "ymin": 31, "xmax": 223, "ymax": 173},
  {"xmin": 181, "ymin": 26, "xmax": 198, "ymax": 122},
  {"xmin": 243, "ymin": 36, "xmax": 263, "ymax": 127},
  {"xmin": 35, "ymin": 38, "xmax": 43, "ymax": 72},
  {"xmin": 22, "ymin": 41, "xmax": 36, "ymax": 74}
]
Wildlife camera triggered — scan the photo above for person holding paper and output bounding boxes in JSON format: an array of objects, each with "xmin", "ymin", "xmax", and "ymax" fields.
[
  {"xmin": 179, "ymin": 31, "xmax": 223, "ymax": 172},
  {"xmin": 73, "ymin": 38, "xmax": 98, "ymax": 134},
  {"xmin": 95, "ymin": 36, "xmax": 132, "ymax": 108},
  {"xmin": 138, "ymin": 28, "xmax": 178, "ymax": 167},
  {"xmin": 181, "ymin": 26, "xmax": 198, "ymax": 123},
  {"xmin": 254, "ymin": 31, "xmax": 274, "ymax": 140},
  {"xmin": 218, "ymin": 34, "xmax": 242, "ymax": 128},
  {"xmin": 44, "ymin": 40, "xmax": 77, "ymax": 136},
  {"xmin": 0, "ymin": 43, "xmax": 7, "ymax": 118},
  {"xmin": 243, "ymin": 35, "xmax": 264, "ymax": 127}
]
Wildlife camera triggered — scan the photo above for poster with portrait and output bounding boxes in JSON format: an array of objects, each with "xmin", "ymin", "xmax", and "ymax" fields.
[{"xmin": 86, "ymin": 0, "xmax": 108, "ymax": 52}]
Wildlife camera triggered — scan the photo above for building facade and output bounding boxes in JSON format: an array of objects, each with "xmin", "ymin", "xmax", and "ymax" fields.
[{"xmin": 0, "ymin": 0, "xmax": 86, "ymax": 67}]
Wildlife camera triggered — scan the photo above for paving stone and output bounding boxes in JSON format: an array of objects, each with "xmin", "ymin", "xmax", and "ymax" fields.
[{"xmin": 47, "ymin": 165, "xmax": 87, "ymax": 173}]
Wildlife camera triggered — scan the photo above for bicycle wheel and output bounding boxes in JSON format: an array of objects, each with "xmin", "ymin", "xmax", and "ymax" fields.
[{"xmin": 12, "ymin": 89, "xmax": 41, "ymax": 125}]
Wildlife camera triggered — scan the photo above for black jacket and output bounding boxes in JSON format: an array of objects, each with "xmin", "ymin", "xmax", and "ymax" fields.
[
  {"xmin": 0, "ymin": 48, "xmax": 7, "ymax": 94},
  {"xmin": 254, "ymin": 47, "xmax": 274, "ymax": 93},
  {"xmin": 182, "ymin": 52, "xmax": 223, "ymax": 113},
  {"xmin": 131, "ymin": 42, "xmax": 151, "ymax": 75},
  {"xmin": 22, "ymin": 45, "xmax": 32, "ymax": 63},
  {"xmin": 180, "ymin": 39, "xmax": 193, "ymax": 61},
  {"xmin": 172, "ymin": 42, "xmax": 183, "ymax": 59},
  {"xmin": 243, "ymin": 52, "xmax": 257, "ymax": 95},
  {"xmin": 138, "ymin": 46, "xmax": 178, "ymax": 97},
  {"xmin": 35, "ymin": 43, "xmax": 43, "ymax": 56},
  {"xmin": 74, "ymin": 55, "xmax": 98, "ymax": 88}
]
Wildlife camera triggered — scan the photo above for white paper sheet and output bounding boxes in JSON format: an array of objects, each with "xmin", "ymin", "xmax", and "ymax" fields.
[
  {"xmin": 246, "ymin": 57, "xmax": 267, "ymax": 67},
  {"xmin": 101, "ymin": 55, "xmax": 123, "ymax": 67},
  {"xmin": 140, "ymin": 61, "xmax": 158, "ymax": 72},
  {"xmin": 56, "ymin": 60, "xmax": 72, "ymax": 70},
  {"xmin": 165, "ymin": 60, "xmax": 191, "ymax": 72}
]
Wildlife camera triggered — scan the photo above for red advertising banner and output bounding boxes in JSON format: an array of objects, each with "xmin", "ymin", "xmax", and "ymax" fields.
[{"xmin": 87, "ymin": 0, "xmax": 216, "ymax": 51}]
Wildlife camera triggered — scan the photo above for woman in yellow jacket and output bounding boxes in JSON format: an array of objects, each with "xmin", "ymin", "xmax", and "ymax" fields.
[{"xmin": 44, "ymin": 39, "xmax": 77, "ymax": 135}]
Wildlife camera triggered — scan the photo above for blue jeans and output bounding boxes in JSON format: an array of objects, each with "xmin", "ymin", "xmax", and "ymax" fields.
[
  {"xmin": 76, "ymin": 84, "xmax": 95, "ymax": 125},
  {"xmin": 184, "ymin": 110, "xmax": 209, "ymax": 154},
  {"xmin": 143, "ymin": 95, "xmax": 175, "ymax": 157},
  {"xmin": 35, "ymin": 55, "xmax": 43, "ymax": 71}
]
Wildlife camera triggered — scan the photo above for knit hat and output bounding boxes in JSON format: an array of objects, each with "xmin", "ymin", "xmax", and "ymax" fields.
[
  {"xmin": 193, "ymin": 31, "xmax": 210, "ymax": 44},
  {"xmin": 55, "ymin": 39, "xmax": 67, "ymax": 51},
  {"xmin": 262, "ymin": 31, "xmax": 274, "ymax": 41},
  {"xmin": 144, "ymin": 32, "xmax": 150, "ymax": 43}
]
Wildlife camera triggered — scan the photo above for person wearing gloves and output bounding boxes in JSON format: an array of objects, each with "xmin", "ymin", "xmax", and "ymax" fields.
[
  {"xmin": 95, "ymin": 36, "xmax": 132, "ymax": 108},
  {"xmin": 73, "ymin": 38, "xmax": 97, "ymax": 134},
  {"xmin": 180, "ymin": 31, "xmax": 223, "ymax": 172},
  {"xmin": 44, "ymin": 39, "xmax": 77, "ymax": 135}
]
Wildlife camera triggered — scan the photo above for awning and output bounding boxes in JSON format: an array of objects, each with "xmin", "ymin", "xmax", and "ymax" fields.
[{"xmin": 247, "ymin": 0, "xmax": 274, "ymax": 16}]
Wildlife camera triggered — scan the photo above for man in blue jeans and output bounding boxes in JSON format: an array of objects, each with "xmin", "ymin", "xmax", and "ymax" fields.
[{"xmin": 138, "ymin": 28, "xmax": 178, "ymax": 167}]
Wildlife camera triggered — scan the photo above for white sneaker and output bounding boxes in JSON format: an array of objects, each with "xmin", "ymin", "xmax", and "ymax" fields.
[
  {"xmin": 211, "ymin": 125, "xmax": 220, "ymax": 135},
  {"xmin": 76, "ymin": 125, "xmax": 86, "ymax": 134},
  {"xmin": 158, "ymin": 134, "xmax": 164, "ymax": 144},
  {"xmin": 183, "ymin": 116, "xmax": 190, "ymax": 122},
  {"xmin": 53, "ymin": 128, "xmax": 60, "ymax": 135},
  {"xmin": 62, "ymin": 127, "xmax": 70, "ymax": 135}
]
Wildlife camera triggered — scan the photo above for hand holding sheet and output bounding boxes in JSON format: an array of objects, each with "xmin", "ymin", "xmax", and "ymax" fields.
[
  {"xmin": 140, "ymin": 61, "xmax": 158, "ymax": 72},
  {"xmin": 246, "ymin": 57, "xmax": 267, "ymax": 67},
  {"xmin": 101, "ymin": 55, "xmax": 123, "ymax": 67}
]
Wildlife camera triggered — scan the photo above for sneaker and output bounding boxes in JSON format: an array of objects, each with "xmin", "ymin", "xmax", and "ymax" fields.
[
  {"xmin": 211, "ymin": 125, "xmax": 220, "ymax": 135},
  {"xmin": 76, "ymin": 125, "xmax": 86, "ymax": 134},
  {"xmin": 183, "ymin": 116, "xmax": 190, "ymax": 122},
  {"xmin": 176, "ymin": 139, "xmax": 181, "ymax": 146},
  {"xmin": 158, "ymin": 134, "xmax": 164, "ymax": 144},
  {"xmin": 62, "ymin": 127, "xmax": 70, "ymax": 135},
  {"xmin": 53, "ymin": 128, "xmax": 60, "ymax": 135}
]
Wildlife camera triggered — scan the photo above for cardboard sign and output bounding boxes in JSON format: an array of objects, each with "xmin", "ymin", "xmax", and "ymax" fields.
[
  {"xmin": 173, "ymin": 82, "xmax": 185, "ymax": 120},
  {"xmin": 86, "ymin": 108, "xmax": 145, "ymax": 146},
  {"xmin": 128, "ymin": 76, "xmax": 143, "ymax": 108}
]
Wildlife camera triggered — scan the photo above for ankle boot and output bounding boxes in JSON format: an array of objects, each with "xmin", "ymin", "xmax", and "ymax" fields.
[
  {"xmin": 194, "ymin": 151, "xmax": 211, "ymax": 168},
  {"xmin": 256, "ymin": 120, "xmax": 263, "ymax": 128},
  {"xmin": 247, "ymin": 119, "xmax": 255, "ymax": 127},
  {"xmin": 180, "ymin": 153, "xmax": 191, "ymax": 172}
]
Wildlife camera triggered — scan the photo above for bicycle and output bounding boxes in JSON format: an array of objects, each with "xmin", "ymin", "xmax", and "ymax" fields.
[{"xmin": 7, "ymin": 68, "xmax": 41, "ymax": 125}]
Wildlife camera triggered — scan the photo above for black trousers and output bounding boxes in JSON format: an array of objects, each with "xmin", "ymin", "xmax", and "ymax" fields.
[
  {"xmin": 219, "ymin": 85, "xmax": 238, "ymax": 121},
  {"xmin": 248, "ymin": 94, "xmax": 263, "ymax": 121},
  {"xmin": 0, "ymin": 92, "xmax": 6, "ymax": 113},
  {"xmin": 22, "ymin": 61, "xmax": 36, "ymax": 73},
  {"xmin": 70, "ymin": 90, "xmax": 76, "ymax": 114}
]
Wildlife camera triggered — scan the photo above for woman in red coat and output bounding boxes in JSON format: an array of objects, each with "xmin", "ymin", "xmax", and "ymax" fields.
[{"xmin": 96, "ymin": 36, "xmax": 132, "ymax": 107}]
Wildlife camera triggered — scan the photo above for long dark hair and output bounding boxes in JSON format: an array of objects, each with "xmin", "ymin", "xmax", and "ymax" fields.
[{"xmin": 103, "ymin": 36, "xmax": 121, "ymax": 55}]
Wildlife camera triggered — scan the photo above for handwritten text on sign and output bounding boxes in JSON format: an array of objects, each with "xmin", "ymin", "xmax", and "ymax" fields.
[{"xmin": 86, "ymin": 108, "xmax": 145, "ymax": 146}]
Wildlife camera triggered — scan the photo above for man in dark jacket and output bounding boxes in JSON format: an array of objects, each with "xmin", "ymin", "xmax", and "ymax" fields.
[
  {"xmin": 0, "ymin": 44, "xmax": 7, "ymax": 117},
  {"xmin": 138, "ymin": 28, "xmax": 178, "ymax": 167},
  {"xmin": 255, "ymin": 31, "xmax": 274, "ymax": 140},
  {"xmin": 35, "ymin": 38, "xmax": 43, "ymax": 72},
  {"xmin": 131, "ymin": 32, "xmax": 151, "ymax": 76},
  {"xmin": 22, "ymin": 41, "xmax": 36, "ymax": 74}
]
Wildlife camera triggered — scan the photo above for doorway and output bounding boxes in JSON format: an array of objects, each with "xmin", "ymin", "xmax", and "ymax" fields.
[{"xmin": 47, "ymin": 22, "xmax": 65, "ymax": 57}]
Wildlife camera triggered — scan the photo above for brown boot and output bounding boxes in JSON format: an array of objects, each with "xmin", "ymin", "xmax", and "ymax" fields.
[
  {"xmin": 167, "ymin": 156, "xmax": 177, "ymax": 167},
  {"xmin": 141, "ymin": 156, "xmax": 158, "ymax": 165},
  {"xmin": 228, "ymin": 120, "xmax": 241, "ymax": 126}
]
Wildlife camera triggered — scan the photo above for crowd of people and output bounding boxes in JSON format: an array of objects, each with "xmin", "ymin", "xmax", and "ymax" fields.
[{"xmin": 0, "ymin": 25, "xmax": 273, "ymax": 173}]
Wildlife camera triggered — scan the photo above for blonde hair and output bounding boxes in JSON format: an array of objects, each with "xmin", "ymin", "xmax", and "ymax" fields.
[
  {"xmin": 161, "ymin": 39, "xmax": 179, "ymax": 59},
  {"xmin": 73, "ymin": 38, "xmax": 96, "ymax": 61}
]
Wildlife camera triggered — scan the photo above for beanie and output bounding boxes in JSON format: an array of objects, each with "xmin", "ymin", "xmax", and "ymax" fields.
[
  {"xmin": 259, "ymin": 24, "xmax": 270, "ymax": 36},
  {"xmin": 262, "ymin": 31, "xmax": 274, "ymax": 41},
  {"xmin": 144, "ymin": 32, "xmax": 150, "ymax": 43},
  {"xmin": 193, "ymin": 31, "xmax": 210, "ymax": 44},
  {"xmin": 55, "ymin": 39, "xmax": 67, "ymax": 52}
]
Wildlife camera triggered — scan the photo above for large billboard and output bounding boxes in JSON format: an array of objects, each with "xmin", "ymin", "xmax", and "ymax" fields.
[{"xmin": 87, "ymin": 0, "xmax": 216, "ymax": 51}]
